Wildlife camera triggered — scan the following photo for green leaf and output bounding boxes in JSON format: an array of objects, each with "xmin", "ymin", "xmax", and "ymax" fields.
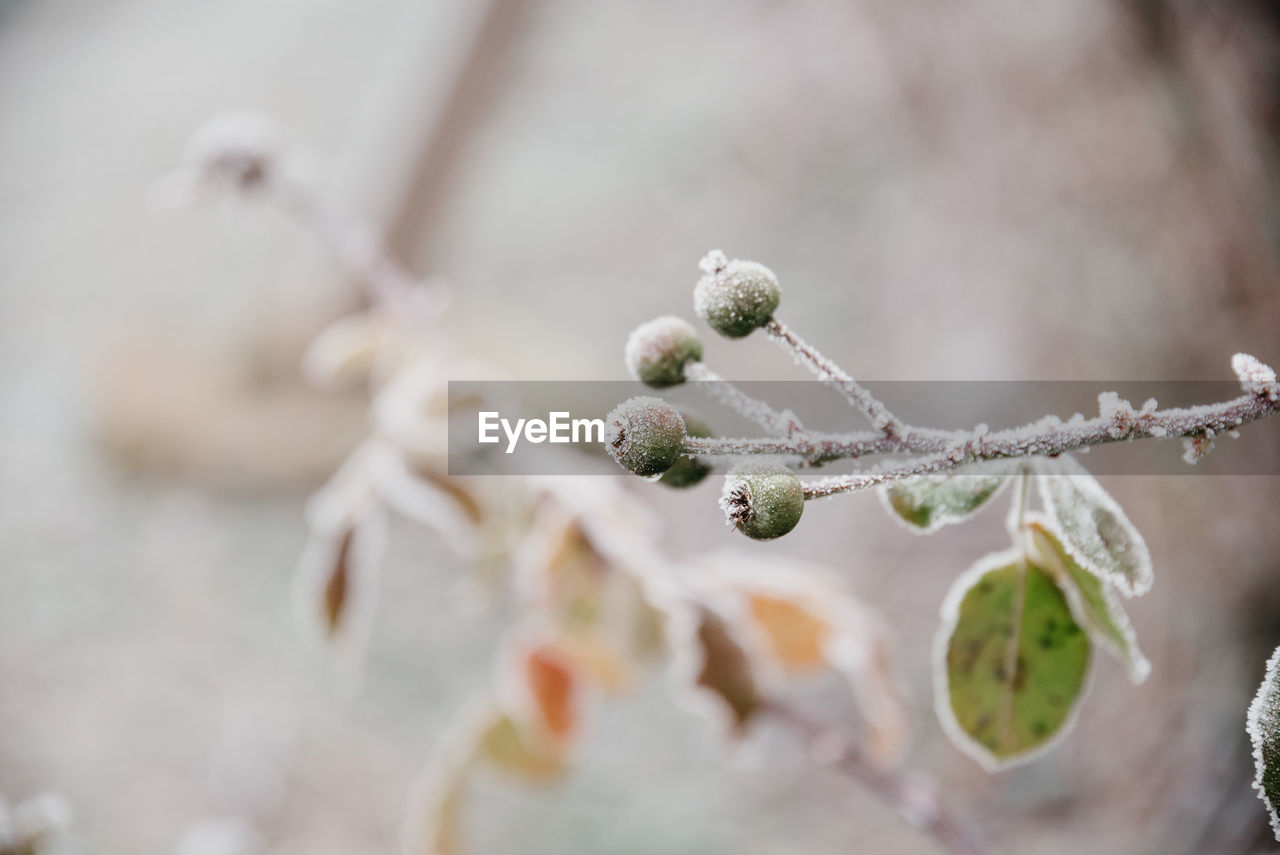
[
  {"xmin": 879, "ymin": 464, "xmax": 1012, "ymax": 534},
  {"xmin": 1033, "ymin": 455, "xmax": 1153, "ymax": 597},
  {"xmin": 1249, "ymin": 646, "xmax": 1280, "ymax": 841},
  {"xmin": 1026, "ymin": 516, "xmax": 1150, "ymax": 684},
  {"xmin": 935, "ymin": 549, "xmax": 1092, "ymax": 770}
]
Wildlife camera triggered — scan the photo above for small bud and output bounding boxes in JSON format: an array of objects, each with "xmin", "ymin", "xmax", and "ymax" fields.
[
  {"xmin": 605, "ymin": 397, "xmax": 686, "ymax": 477},
  {"xmin": 1232, "ymin": 352, "xmax": 1279, "ymax": 400},
  {"xmin": 694, "ymin": 251, "xmax": 780, "ymax": 339},
  {"xmin": 720, "ymin": 462, "xmax": 804, "ymax": 540},
  {"xmin": 624, "ymin": 316, "xmax": 703, "ymax": 387},
  {"xmin": 184, "ymin": 111, "xmax": 280, "ymax": 192},
  {"xmin": 659, "ymin": 412, "xmax": 714, "ymax": 488}
]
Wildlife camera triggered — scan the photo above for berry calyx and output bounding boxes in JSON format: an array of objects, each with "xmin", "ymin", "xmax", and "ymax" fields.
[{"xmin": 719, "ymin": 462, "xmax": 804, "ymax": 540}]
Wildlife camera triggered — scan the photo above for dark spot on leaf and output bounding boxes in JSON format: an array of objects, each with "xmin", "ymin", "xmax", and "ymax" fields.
[{"xmin": 323, "ymin": 527, "xmax": 355, "ymax": 635}]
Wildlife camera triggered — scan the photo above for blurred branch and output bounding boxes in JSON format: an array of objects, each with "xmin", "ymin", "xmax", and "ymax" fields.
[{"xmin": 765, "ymin": 701, "xmax": 989, "ymax": 855}]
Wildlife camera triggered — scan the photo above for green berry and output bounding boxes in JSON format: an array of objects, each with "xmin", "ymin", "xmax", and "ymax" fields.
[
  {"xmin": 720, "ymin": 462, "xmax": 804, "ymax": 540},
  {"xmin": 625, "ymin": 316, "xmax": 703, "ymax": 387},
  {"xmin": 694, "ymin": 250, "xmax": 780, "ymax": 339},
  {"xmin": 605, "ymin": 397, "xmax": 686, "ymax": 477},
  {"xmin": 658, "ymin": 412, "xmax": 713, "ymax": 488}
]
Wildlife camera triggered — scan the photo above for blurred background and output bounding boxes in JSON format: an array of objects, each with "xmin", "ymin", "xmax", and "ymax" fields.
[{"xmin": 4, "ymin": 0, "xmax": 1280, "ymax": 852}]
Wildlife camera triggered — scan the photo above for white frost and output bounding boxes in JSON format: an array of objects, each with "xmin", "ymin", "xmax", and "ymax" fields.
[
  {"xmin": 1033, "ymin": 455, "xmax": 1154, "ymax": 598},
  {"xmin": 1233, "ymin": 352, "xmax": 1279, "ymax": 400}
]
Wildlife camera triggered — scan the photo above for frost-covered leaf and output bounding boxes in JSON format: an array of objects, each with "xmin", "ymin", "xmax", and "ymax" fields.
[
  {"xmin": 419, "ymin": 779, "xmax": 463, "ymax": 855},
  {"xmin": 543, "ymin": 634, "xmax": 632, "ymax": 693},
  {"xmin": 1249, "ymin": 646, "xmax": 1280, "ymax": 841},
  {"xmin": 478, "ymin": 714, "xmax": 566, "ymax": 782},
  {"xmin": 936, "ymin": 549, "xmax": 1092, "ymax": 770},
  {"xmin": 1027, "ymin": 516, "xmax": 1149, "ymax": 684},
  {"xmin": 1034, "ymin": 455, "xmax": 1153, "ymax": 597},
  {"xmin": 879, "ymin": 465, "xmax": 1012, "ymax": 534},
  {"xmin": 292, "ymin": 504, "xmax": 386, "ymax": 666},
  {"xmin": 747, "ymin": 594, "xmax": 830, "ymax": 671},
  {"xmin": 301, "ymin": 311, "xmax": 390, "ymax": 390},
  {"xmin": 688, "ymin": 607, "xmax": 762, "ymax": 732},
  {"xmin": 322, "ymin": 528, "xmax": 354, "ymax": 635},
  {"xmin": 690, "ymin": 552, "xmax": 909, "ymax": 762},
  {"xmin": 523, "ymin": 646, "xmax": 577, "ymax": 741}
]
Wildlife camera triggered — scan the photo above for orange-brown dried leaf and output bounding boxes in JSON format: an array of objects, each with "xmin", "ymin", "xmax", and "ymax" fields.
[
  {"xmin": 525, "ymin": 646, "xmax": 577, "ymax": 740},
  {"xmin": 748, "ymin": 594, "xmax": 831, "ymax": 672}
]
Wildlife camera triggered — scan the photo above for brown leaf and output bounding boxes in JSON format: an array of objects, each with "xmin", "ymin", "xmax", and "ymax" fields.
[
  {"xmin": 323, "ymin": 526, "xmax": 355, "ymax": 635},
  {"xmin": 694, "ymin": 608, "xmax": 761, "ymax": 731}
]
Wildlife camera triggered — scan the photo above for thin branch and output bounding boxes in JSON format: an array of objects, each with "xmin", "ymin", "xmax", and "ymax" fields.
[
  {"xmin": 684, "ymin": 432, "xmax": 898, "ymax": 465},
  {"xmin": 272, "ymin": 177, "xmax": 437, "ymax": 321},
  {"xmin": 763, "ymin": 317, "xmax": 906, "ymax": 439},
  {"xmin": 801, "ymin": 452, "xmax": 960, "ymax": 500},
  {"xmin": 685, "ymin": 361, "xmax": 804, "ymax": 437},
  {"xmin": 685, "ymin": 386, "xmax": 1280, "ymax": 488},
  {"xmin": 764, "ymin": 700, "xmax": 989, "ymax": 855}
]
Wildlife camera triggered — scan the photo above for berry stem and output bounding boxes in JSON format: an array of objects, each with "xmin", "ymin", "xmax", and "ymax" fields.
[
  {"xmin": 762, "ymin": 317, "xmax": 906, "ymax": 440},
  {"xmin": 685, "ymin": 361, "xmax": 805, "ymax": 437}
]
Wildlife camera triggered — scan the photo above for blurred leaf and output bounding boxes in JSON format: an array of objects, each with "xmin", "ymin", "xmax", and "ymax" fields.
[
  {"xmin": 1027, "ymin": 517, "xmax": 1149, "ymax": 683},
  {"xmin": 747, "ymin": 594, "xmax": 830, "ymax": 672},
  {"xmin": 524, "ymin": 646, "xmax": 577, "ymax": 740},
  {"xmin": 1034, "ymin": 455, "xmax": 1152, "ymax": 597},
  {"xmin": 546, "ymin": 634, "xmax": 631, "ymax": 693},
  {"xmin": 694, "ymin": 608, "xmax": 761, "ymax": 731},
  {"xmin": 879, "ymin": 466, "xmax": 1011, "ymax": 534},
  {"xmin": 301, "ymin": 311, "xmax": 388, "ymax": 390},
  {"xmin": 415, "ymin": 772, "xmax": 464, "ymax": 855},
  {"xmin": 479, "ymin": 714, "xmax": 565, "ymax": 782},
  {"xmin": 322, "ymin": 527, "xmax": 354, "ymax": 635},
  {"xmin": 1249, "ymin": 646, "xmax": 1280, "ymax": 842},
  {"xmin": 937, "ymin": 551, "xmax": 1091, "ymax": 770}
]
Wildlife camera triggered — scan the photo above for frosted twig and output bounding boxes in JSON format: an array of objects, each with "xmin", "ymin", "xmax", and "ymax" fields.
[
  {"xmin": 801, "ymin": 452, "xmax": 960, "ymax": 500},
  {"xmin": 765, "ymin": 700, "xmax": 989, "ymax": 855},
  {"xmin": 763, "ymin": 317, "xmax": 905, "ymax": 439},
  {"xmin": 685, "ymin": 361, "xmax": 804, "ymax": 437},
  {"xmin": 684, "ymin": 432, "xmax": 898, "ymax": 465},
  {"xmin": 684, "ymin": 382, "xmax": 1280, "ymax": 482}
]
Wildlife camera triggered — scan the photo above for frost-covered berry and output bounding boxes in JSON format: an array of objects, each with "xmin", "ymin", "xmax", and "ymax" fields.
[
  {"xmin": 659, "ymin": 412, "xmax": 713, "ymax": 488},
  {"xmin": 720, "ymin": 462, "xmax": 804, "ymax": 540},
  {"xmin": 694, "ymin": 250, "xmax": 780, "ymax": 339},
  {"xmin": 605, "ymin": 397, "xmax": 687, "ymax": 477},
  {"xmin": 625, "ymin": 316, "xmax": 703, "ymax": 387}
]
